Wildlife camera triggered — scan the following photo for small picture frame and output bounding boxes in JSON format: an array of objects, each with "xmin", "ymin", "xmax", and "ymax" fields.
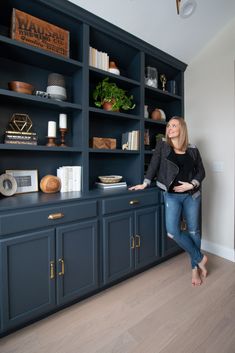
[{"xmin": 5, "ymin": 169, "xmax": 38, "ymax": 194}]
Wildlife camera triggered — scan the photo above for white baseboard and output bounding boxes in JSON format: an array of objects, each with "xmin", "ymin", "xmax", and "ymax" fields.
[{"xmin": 201, "ymin": 239, "xmax": 235, "ymax": 262}]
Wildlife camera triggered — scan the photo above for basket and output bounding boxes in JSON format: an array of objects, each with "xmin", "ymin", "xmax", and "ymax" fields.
[{"xmin": 98, "ymin": 175, "xmax": 122, "ymax": 184}]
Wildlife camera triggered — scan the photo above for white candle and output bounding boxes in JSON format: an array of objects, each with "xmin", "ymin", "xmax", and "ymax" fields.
[
  {"xmin": 59, "ymin": 114, "xmax": 67, "ymax": 129},
  {"xmin": 48, "ymin": 121, "xmax": 56, "ymax": 137}
]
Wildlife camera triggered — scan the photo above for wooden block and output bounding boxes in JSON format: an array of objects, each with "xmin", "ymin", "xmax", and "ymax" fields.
[
  {"xmin": 11, "ymin": 9, "xmax": 70, "ymax": 58},
  {"xmin": 90, "ymin": 137, "xmax": 116, "ymax": 149}
]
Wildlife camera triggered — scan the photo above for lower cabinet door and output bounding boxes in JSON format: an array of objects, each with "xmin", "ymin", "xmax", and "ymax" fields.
[
  {"xmin": 135, "ymin": 206, "xmax": 160, "ymax": 269},
  {"xmin": 0, "ymin": 229, "xmax": 56, "ymax": 331},
  {"xmin": 56, "ymin": 220, "xmax": 98, "ymax": 305},
  {"xmin": 103, "ymin": 212, "xmax": 134, "ymax": 284}
]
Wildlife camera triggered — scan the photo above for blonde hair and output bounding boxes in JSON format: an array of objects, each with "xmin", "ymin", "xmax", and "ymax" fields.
[{"xmin": 165, "ymin": 116, "xmax": 189, "ymax": 151}]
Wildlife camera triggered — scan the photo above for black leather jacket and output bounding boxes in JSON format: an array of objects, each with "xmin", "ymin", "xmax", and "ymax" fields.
[{"xmin": 144, "ymin": 140, "xmax": 205, "ymax": 195}]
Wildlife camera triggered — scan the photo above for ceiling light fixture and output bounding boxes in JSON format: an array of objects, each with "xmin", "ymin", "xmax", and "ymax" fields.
[{"xmin": 176, "ymin": 0, "xmax": 197, "ymax": 18}]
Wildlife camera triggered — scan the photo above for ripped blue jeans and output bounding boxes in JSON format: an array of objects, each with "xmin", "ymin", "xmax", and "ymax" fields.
[{"xmin": 164, "ymin": 192, "xmax": 203, "ymax": 269}]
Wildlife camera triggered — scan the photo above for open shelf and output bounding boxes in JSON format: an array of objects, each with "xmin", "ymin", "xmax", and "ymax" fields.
[
  {"xmin": 0, "ymin": 89, "xmax": 82, "ymax": 111},
  {"xmin": 0, "ymin": 144, "xmax": 82, "ymax": 152},
  {"xmin": 89, "ymin": 66, "xmax": 140, "ymax": 87},
  {"xmin": 0, "ymin": 35, "xmax": 82, "ymax": 74},
  {"xmin": 145, "ymin": 85, "xmax": 182, "ymax": 101}
]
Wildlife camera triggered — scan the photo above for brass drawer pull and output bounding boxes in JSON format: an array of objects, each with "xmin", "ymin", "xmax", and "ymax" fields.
[
  {"xmin": 135, "ymin": 235, "xmax": 141, "ymax": 248},
  {"xmin": 58, "ymin": 258, "xmax": 65, "ymax": 276},
  {"xmin": 48, "ymin": 212, "xmax": 64, "ymax": 220},
  {"xmin": 50, "ymin": 261, "xmax": 55, "ymax": 279},
  {"xmin": 129, "ymin": 200, "xmax": 139, "ymax": 205},
  {"xmin": 131, "ymin": 236, "xmax": 135, "ymax": 249}
]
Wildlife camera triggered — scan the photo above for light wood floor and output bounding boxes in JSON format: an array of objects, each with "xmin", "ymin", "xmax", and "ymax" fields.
[{"xmin": 1, "ymin": 252, "xmax": 235, "ymax": 353}]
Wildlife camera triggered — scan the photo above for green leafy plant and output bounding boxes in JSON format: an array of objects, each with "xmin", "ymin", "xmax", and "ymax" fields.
[{"xmin": 93, "ymin": 77, "xmax": 135, "ymax": 111}]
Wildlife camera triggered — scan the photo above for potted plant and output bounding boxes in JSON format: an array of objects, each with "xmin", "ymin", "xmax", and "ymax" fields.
[{"xmin": 93, "ymin": 77, "xmax": 135, "ymax": 112}]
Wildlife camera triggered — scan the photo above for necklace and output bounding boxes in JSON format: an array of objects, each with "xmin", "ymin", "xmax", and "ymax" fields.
[{"xmin": 173, "ymin": 147, "xmax": 185, "ymax": 154}]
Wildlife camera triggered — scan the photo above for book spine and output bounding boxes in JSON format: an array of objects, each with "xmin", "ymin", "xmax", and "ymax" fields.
[
  {"xmin": 5, "ymin": 135, "xmax": 37, "ymax": 141},
  {"xmin": 5, "ymin": 131, "xmax": 37, "ymax": 136},
  {"xmin": 4, "ymin": 140, "xmax": 37, "ymax": 145},
  {"xmin": 11, "ymin": 8, "xmax": 16, "ymax": 39},
  {"xmin": 72, "ymin": 166, "xmax": 81, "ymax": 191}
]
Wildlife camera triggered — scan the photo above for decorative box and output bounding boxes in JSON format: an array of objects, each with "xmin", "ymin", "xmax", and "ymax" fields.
[
  {"xmin": 90, "ymin": 137, "xmax": 117, "ymax": 149},
  {"xmin": 11, "ymin": 9, "xmax": 70, "ymax": 58}
]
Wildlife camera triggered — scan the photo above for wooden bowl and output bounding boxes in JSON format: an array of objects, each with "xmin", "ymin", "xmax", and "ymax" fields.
[{"xmin": 8, "ymin": 81, "xmax": 34, "ymax": 95}]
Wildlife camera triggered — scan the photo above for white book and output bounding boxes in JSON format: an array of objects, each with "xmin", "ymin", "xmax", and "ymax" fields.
[
  {"xmin": 94, "ymin": 48, "xmax": 97, "ymax": 68},
  {"xmin": 106, "ymin": 54, "xmax": 109, "ymax": 71},
  {"xmin": 95, "ymin": 182, "xmax": 127, "ymax": 189},
  {"xmin": 132, "ymin": 130, "xmax": 139, "ymax": 150},
  {"xmin": 89, "ymin": 46, "xmax": 92, "ymax": 66},
  {"xmin": 57, "ymin": 167, "xmax": 68, "ymax": 192},
  {"xmin": 97, "ymin": 51, "xmax": 101, "ymax": 69},
  {"xmin": 127, "ymin": 131, "xmax": 131, "ymax": 150},
  {"xmin": 67, "ymin": 166, "xmax": 74, "ymax": 192},
  {"xmin": 73, "ymin": 166, "xmax": 82, "ymax": 191}
]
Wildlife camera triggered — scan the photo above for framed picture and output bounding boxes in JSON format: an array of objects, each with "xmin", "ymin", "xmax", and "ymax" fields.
[{"xmin": 5, "ymin": 169, "xmax": 38, "ymax": 194}]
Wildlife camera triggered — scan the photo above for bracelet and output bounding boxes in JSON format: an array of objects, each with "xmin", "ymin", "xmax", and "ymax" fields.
[{"xmin": 189, "ymin": 182, "xmax": 195, "ymax": 189}]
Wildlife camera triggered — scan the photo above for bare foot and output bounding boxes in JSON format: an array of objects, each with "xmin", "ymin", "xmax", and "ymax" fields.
[
  {"xmin": 192, "ymin": 268, "xmax": 202, "ymax": 286},
  {"xmin": 198, "ymin": 255, "xmax": 208, "ymax": 278}
]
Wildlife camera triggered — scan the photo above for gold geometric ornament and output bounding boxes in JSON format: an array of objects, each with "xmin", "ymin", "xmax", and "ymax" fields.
[{"xmin": 9, "ymin": 113, "xmax": 32, "ymax": 132}]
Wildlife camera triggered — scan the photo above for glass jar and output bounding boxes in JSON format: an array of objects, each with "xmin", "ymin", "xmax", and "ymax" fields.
[{"xmin": 145, "ymin": 66, "xmax": 158, "ymax": 88}]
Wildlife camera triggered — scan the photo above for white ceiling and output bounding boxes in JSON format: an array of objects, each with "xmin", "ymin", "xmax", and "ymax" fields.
[{"xmin": 68, "ymin": 0, "xmax": 235, "ymax": 64}]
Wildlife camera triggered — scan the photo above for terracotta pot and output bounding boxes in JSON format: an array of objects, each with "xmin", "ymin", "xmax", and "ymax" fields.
[
  {"xmin": 108, "ymin": 61, "xmax": 120, "ymax": 75},
  {"xmin": 109, "ymin": 61, "xmax": 118, "ymax": 69},
  {"xmin": 151, "ymin": 109, "xmax": 162, "ymax": 120},
  {"xmin": 102, "ymin": 101, "xmax": 119, "ymax": 112}
]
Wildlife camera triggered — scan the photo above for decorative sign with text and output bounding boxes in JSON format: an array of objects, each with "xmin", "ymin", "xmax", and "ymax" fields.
[{"xmin": 11, "ymin": 8, "xmax": 70, "ymax": 58}]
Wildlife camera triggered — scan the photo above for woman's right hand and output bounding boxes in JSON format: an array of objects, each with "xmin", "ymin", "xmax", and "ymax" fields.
[{"xmin": 129, "ymin": 183, "xmax": 147, "ymax": 191}]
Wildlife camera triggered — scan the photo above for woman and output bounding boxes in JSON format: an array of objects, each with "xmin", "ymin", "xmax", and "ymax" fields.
[{"xmin": 129, "ymin": 116, "xmax": 207, "ymax": 286}]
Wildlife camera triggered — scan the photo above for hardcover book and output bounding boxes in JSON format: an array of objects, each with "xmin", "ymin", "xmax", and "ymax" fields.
[{"xmin": 95, "ymin": 181, "xmax": 127, "ymax": 189}]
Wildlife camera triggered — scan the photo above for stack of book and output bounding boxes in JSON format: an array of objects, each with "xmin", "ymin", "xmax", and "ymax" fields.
[
  {"xmin": 57, "ymin": 166, "xmax": 82, "ymax": 192},
  {"xmin": 95, "ymin": 181, "xmax": 127, "ymax": 190},
  {"xmin": 89, "ymin": 46, "xmax": 109, "ymax": 71},
  {"xmin": 4, "ymin": 130, "xmax": 38, "ymax": 145},
  {"xmin": 121, "ymin": 130, "xmax": 140, "ymax": 150}
]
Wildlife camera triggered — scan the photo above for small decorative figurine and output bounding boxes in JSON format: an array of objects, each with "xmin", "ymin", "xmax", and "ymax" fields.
[
  {"xmin": 4, "ymin": 113, "xmax": 38, "ymax": 145},
  {"xmin": 160, "ymin": 74, "xmax": 167, "ymax": 91}
]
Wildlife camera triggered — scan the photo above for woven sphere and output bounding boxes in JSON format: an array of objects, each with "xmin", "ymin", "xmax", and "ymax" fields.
[{"xmin": 40, "ymin": 175, "xmax": 61, "ymax": 193}]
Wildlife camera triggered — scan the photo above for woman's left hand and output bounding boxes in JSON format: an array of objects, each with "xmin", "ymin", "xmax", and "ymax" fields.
[{"xmin": 173, "ymin": 181, "xmax": 194, "ymax": 193}]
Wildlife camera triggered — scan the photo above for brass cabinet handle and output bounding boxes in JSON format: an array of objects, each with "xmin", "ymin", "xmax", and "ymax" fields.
[
  {"xmin": 131, "ymin": 236, "xmax": 135, "ymax": 249},
  {"xmin": 50, "ymin": 261, "xmax": 55, "ymax": 279},
  {"xmin": 129, "ymin": 200, "xmax": 139, "ymax": 205},
  {"xmin": 58, "ymin": 258, "xmax": 65, "ymax": 276},
  {"xmin": 135, "ymin": 235, "xmax": 141, "ymax": 248},
  {"xmin": 48, "ymin": 212, "xmax": 64, "ymax": 220}
]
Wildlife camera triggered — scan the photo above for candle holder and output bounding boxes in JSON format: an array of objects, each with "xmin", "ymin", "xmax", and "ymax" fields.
[
  {"xmin": 46, "ymin": 136, "xmax": 57, "ymax": 147},
  {"xmin": 59, "ymin": 128, "xmax": 68, "ymax": 147}
]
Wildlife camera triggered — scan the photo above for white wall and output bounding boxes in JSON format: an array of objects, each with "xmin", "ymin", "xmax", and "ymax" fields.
[{"xmin": 185, "ymin": 18, "xmax": 235, "ymax": 261}]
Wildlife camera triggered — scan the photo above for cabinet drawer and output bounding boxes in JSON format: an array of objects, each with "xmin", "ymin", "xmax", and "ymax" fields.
[
  {"xmin": 0, "ymin": 200, "xmax": 97, "ymax": 236},
  {"xmin": 102, "ymin": 191, "xmax": 159, "ymax": 215}
]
